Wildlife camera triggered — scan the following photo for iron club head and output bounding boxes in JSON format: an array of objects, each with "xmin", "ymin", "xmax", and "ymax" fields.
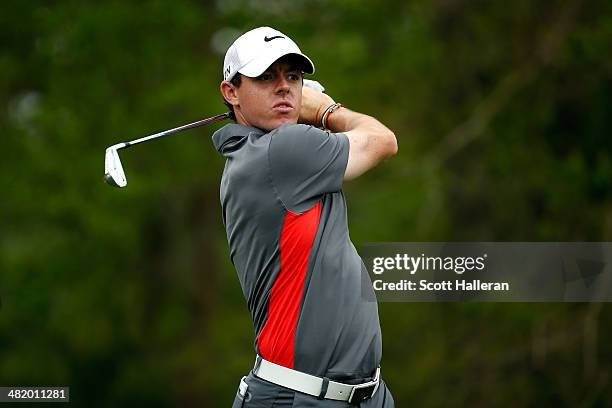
[
  {"xmin": 104, "ymin": 143, "xmax": 128, "ymax": 188},
  {"xmin": 103, "ymin": 113, "xmax": 230, "ymax": 189}
]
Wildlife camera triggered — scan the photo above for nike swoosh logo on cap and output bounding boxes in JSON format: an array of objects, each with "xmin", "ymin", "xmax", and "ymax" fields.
[{"xmin": 264, "ymin": 35, "xmax": 284, "ymax": 42}]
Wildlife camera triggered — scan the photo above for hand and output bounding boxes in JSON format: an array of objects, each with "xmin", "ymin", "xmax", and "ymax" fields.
[{"xmin": 299, "ymin": 85, "xmax": 335, "ymax": 127}]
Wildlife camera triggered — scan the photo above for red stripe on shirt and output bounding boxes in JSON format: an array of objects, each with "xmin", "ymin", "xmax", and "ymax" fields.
[{"xmin": 257, "ymin": 202, "xmax": 322, "ymax": 368}]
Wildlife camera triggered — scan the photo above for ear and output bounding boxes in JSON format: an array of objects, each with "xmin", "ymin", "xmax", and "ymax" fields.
[{"xmin": 220, "ymin": 81, "xmax": 239, "ymax": 107}]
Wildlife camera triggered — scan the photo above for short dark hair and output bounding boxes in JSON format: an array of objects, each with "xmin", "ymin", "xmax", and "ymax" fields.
[{"xmin": 223, "ymin": 73, "xmax": 242, "ymax": 122}]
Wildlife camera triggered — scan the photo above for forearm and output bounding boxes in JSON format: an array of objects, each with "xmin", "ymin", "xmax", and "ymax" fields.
[
  {"xmin": 326, "ymin": 108, "xmax": 382, "ymax": 135},
  {"xmin": 327, "ymin": 107, "xmax": 398, "ymax": 160}
]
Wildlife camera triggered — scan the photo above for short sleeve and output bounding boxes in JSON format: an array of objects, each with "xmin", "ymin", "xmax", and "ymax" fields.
[{"xmin": 268, "ymin": 124, "xmax": 349, "ymax": 213}]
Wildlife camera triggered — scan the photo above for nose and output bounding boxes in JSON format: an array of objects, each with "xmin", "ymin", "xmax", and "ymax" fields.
[{"xmin": 275, "ymin": 75, "xmax": 290, "ymax": 95}]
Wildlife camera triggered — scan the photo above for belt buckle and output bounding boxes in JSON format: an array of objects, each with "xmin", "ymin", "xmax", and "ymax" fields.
[
  {"xmin": 348, "ymin": 382, "xmax": 377, "ymax": 404},
  {"xmin": 347, "ymin": 367, "xmax": 380, "ymax": 404}
]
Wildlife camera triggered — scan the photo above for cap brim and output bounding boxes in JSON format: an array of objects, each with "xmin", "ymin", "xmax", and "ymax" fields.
[{"xmin": 238, "ymin": 50, "xmax": 315, "ymax": 78}]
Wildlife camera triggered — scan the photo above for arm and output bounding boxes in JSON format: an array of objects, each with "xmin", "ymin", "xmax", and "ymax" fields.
[{"xmin": 299, "ymin": 86, "xmax": 398, "ymax": 181}]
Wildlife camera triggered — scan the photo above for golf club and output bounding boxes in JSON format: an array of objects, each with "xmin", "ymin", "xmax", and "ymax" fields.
[
  {"xmin": 104, "ymin": 113, "xmax": 230, "ymax": 188},
  {"xmin": 104, "ymin": 80, "xmax": 325, "ymax": 188}
]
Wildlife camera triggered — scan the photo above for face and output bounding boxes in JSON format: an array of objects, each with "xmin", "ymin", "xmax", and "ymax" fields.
[{"xmin": 221, "ymin": 60, "xmax": 303, "ymax": 131}]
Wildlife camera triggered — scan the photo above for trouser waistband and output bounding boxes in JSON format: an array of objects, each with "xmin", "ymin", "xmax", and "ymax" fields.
[{"xmin": 252, "ymin": 355, "xmax": 380, "ymax": 405}]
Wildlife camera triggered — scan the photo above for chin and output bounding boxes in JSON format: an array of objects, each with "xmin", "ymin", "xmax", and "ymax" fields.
[
  {"xmin": 259, "ymin": 118, "xmax": 293, "ymax": 131},
  {"xmin": 251, "ymin": 115, "xmax": 298, "ymax": 131},
  {"xmin": 276, "ymin": 116, "xmax": 298, "ymax": 127}
]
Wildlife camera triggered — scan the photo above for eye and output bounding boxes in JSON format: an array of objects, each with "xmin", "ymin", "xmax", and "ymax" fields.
[
  {"xmin": 257, "ymin": 73, "xmax": 273, "ymax": 81},
  {"xmin": 287, "ymin": 72, "xmax": 301, "ymax": 81}
]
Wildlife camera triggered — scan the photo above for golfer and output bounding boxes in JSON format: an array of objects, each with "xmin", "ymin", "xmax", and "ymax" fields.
[{"xmin": 213, "ymin": 27, "xmax": 397, "ymax": 407}]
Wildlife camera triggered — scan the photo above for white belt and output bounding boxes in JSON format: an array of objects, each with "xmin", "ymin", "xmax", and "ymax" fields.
[{"xmin": 252, "ymin": 356, "xmax": 380, "ymax": 404}]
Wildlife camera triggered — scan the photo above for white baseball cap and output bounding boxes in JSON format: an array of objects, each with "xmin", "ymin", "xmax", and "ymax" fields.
[{"xmin": 223, "ymin": 27, "xmax": 315, "ymax": 81}]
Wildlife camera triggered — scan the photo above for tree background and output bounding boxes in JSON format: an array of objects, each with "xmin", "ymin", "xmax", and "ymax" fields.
[{"xmin": 2, "ymin": 0, "xmax": 612, "ymax": 406}]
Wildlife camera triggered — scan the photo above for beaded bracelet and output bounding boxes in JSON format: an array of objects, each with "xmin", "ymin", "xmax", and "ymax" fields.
[{"xmin": 321, "ymin": 103, "xmax": 345, "ymax": 130}]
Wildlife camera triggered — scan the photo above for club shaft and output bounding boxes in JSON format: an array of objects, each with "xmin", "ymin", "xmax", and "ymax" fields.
[{"xmin": 122, "ymin": 113, "xmax": 230, "ymax": 149}]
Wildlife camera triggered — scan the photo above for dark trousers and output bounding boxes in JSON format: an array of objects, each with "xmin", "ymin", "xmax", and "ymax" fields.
[{"xmin": 232, "ymin": 372, "xmax": 395, "ymax": 408}]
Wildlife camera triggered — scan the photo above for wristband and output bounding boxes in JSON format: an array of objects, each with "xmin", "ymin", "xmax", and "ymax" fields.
[{"xmin": 321, "ymin": 103, "xmax": 345, "ymax": 130}]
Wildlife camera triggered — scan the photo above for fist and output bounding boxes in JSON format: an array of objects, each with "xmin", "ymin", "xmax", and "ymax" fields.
[{"xmin": 299, "ymin": 85, "xmax": 335, "ymax": 127}]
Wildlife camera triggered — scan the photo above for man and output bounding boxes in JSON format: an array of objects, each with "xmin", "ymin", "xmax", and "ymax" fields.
[{"xmin": 213, "ymin": 27, "xmax": 397, "ymax": 407}]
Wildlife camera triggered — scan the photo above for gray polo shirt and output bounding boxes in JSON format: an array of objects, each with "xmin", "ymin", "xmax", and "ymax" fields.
[{"xmin": 212, "ymin": 123, "xmax": 381, "ymax": 382}]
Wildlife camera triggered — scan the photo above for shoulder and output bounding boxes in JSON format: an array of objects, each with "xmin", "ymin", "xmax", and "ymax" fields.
[
  {"xmin": 269, "ymin": 124, "xmax": 347, "ymax": 151},
  {"xmin": 270, "ymin": 124, "xmax": 324, "ymax": 141}
]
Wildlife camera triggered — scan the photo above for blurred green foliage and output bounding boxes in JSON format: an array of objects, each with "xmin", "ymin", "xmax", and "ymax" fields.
[{"xmin": 2, "ymin": 0, "xmax": 612, "ymax": 406}]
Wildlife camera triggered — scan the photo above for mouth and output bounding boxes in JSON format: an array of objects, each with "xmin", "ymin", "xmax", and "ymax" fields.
[{"xmin": 272, "ymin": 100, "xmax": 294, "ymax": 114}]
